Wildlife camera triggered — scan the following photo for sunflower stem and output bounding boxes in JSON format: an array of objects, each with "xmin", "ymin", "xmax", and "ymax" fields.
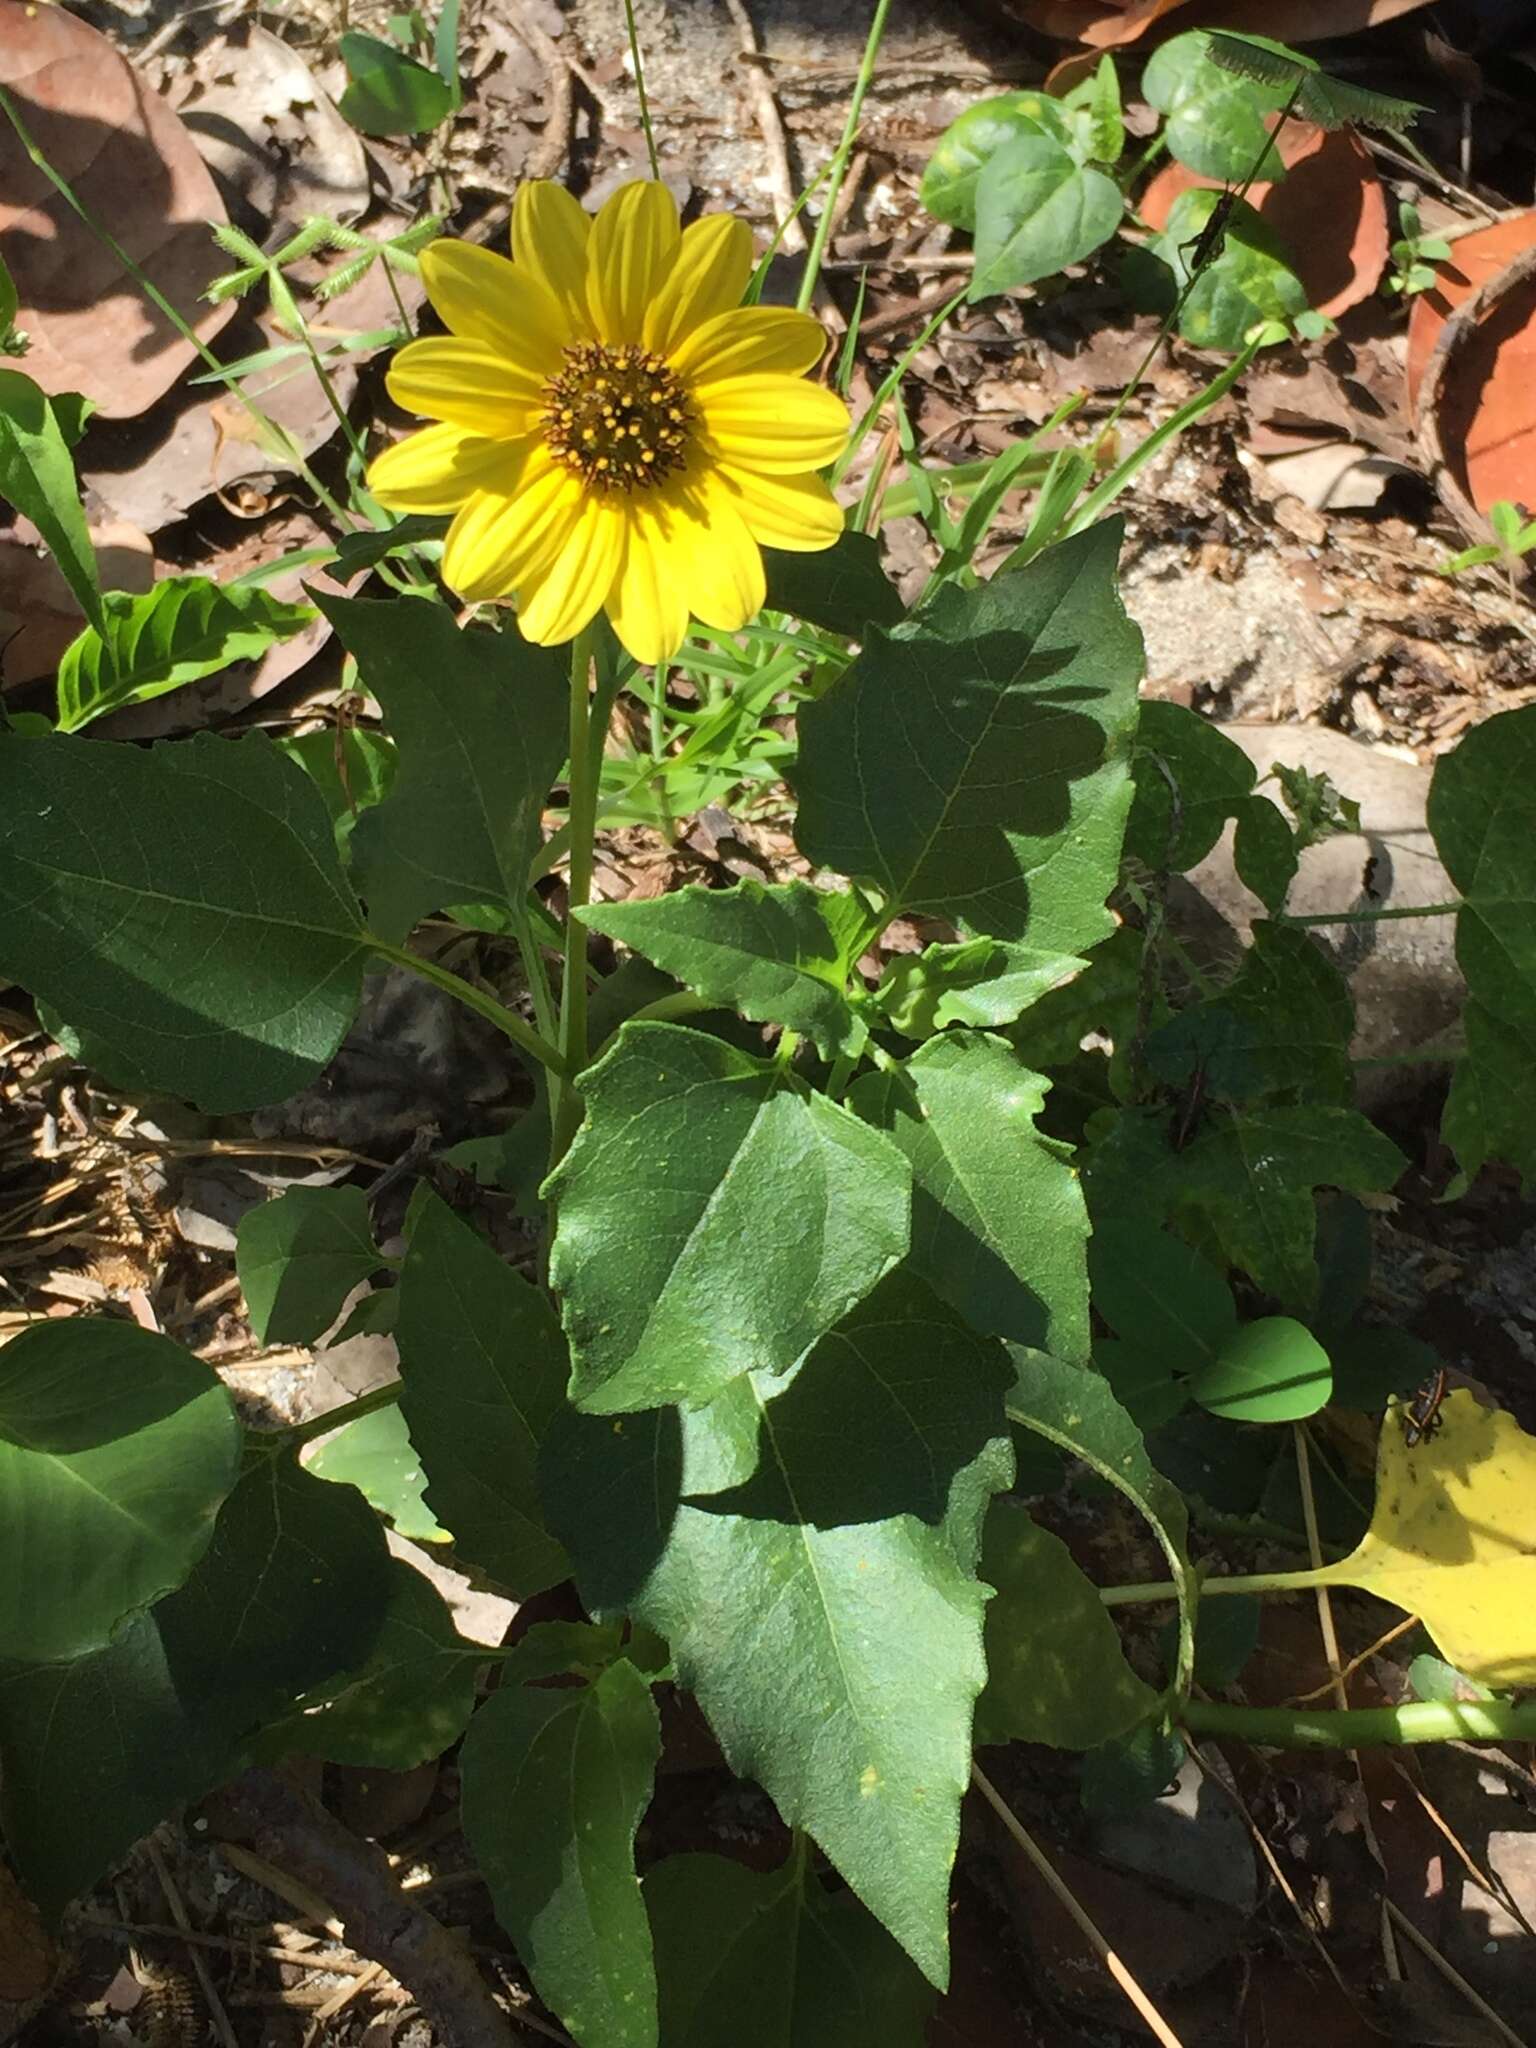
[
  {"xmin": 621, "ymin": 0, "xmax": 662, "ymax": 180},
  {"xmin": 368, "ymin": 938, "xmax": 565, "ymax": 1073},
  {"xmin": 796, "ymin": 0, "xmax": 893, "ymax": 315},
  {"xmin": 551, "ymin": 624, "xmax": 603, "ymax": 1166}
]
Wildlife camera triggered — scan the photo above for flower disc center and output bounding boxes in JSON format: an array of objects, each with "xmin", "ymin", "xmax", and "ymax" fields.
[{"xmin": 542, "ymin": 341, "xmax": 693, "ymax": 494}]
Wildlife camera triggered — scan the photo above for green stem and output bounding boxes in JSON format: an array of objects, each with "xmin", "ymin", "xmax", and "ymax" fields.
[
  {"xmin": 284, "ymin": 1379, "xmax": 403, "ymax": 1448},
  {"xmin": 826, "ymin": 1051, "xmax": 859, "ymax": 1098},
  {"xmin": 1099, "ymin": 1568, "xmax": 1325, "ymax": 1607},
  {"xmin": 1183, "ymin": 1698, "xmax": 1536, "ymax": 1749},
  {"xmin": 622, "ymin": 0, "xmax": 661, "ymax": 179},
  {"xmin": 0, "ymin": 85, "xmax": 362, "ymax": 538},
  {"xmin": 367, "ymin": 937, "xmax": 564, "ymax": 1073},
  {"xmin": 551, "ymin": 625, "xmax": 603, "ymax": 1165},
  {"xmin": 1283, "ymin": 901, "xmax": 1463, "ymax": 928},
  {"xmin": 1119, "ymin": 130, "xmax": 1169, "ymax": 195},
  {"xmin": 795, "ymin": 0, "xmax": 893, "ymax": 314},
  {"xmin": 832, "ymin": 285, "xmax": 971, "ymax": 486},
  {"xmin": 510, "ymin": 899, "xmax": 560, "ymax": 1051}
]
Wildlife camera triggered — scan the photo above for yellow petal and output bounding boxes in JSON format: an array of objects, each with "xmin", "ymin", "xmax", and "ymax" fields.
[
  {"xmin": 512, "ymin": 180, "xmax": 592, "ymax": 335},
  {"xmin": 368, "ymin": 424, "xmax": 528, "ymax": 513},
  {"xmin": 643, "ymin": 214, "xmax": 753, "ymax": 355},
  {"xmin": 517, "ymin": 499, "xmax": 626, "ymax": 646},
  {"xmin": 386, "ymin": 338, "xmax": 546, "ymax": 438},
  {"xmin": 441, "ymin": 449, "xmax": 585, "ymax": 605},
  {"xmin": 695, "ymin": 374, "xmax": 850, "ymax": 475},
  {"xmin": 606, "ymin": 499, "xmax": 691, "ymax": 665},
  {"xmin": 419, "ymin": 241, "xmax": 567, "ymax": 373},
  {"xmin": 670, "ymin": 472, "xmax": 766, "ymax": 632},
  {"xmin": 587, "ymin": 180, "xmax": 681, "ymax": 344},
  {"xmin": 717, "ymin": 464, "xmax": 844, "ymax": 552},
  {"xmin": 671, "ymin": 306, "xmax": 825, "ymax": 382}
]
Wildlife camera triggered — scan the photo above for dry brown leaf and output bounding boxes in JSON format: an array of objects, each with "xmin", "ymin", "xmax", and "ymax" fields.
[
  {"xmin": 1016, "ymin": 0, "xmax": 1433, "ymax": 43},
  {"xmin": 1406, "ymin": 211, "xmax": 1536, "ymax": 410},
  {"xmin": 0, "ymin": 0, "xmax": 234, "ymax": 418},
  {"xmin": 1140, "ymin": 120, "xmax": 1388, "ymax": 319}
]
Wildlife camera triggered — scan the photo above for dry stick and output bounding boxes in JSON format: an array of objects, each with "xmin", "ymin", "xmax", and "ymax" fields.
[
  {"xmin": 76, "ymin": 1918, "xmax": 382, "ymax": 1979},
  {"xmin": 970, "ymin": 1766, "xmax": 1187, "ymax": 2048},
  {"xmin": 143, "ymin": 1837, "xmax": 241, "ymax": 2048},
  {"xmin": 206, "ymin": 1767, "xmax": 525, "ymax": 2048},
  {"xmin": 1293, "ymin": 1422, "xmax": 1402, "ymax": 1987},
  {"xmin": 722, "ymin": 0, "xmax": 805, "ymax": 251},
  {"xmin": 1383, "ymin": 1898, "xmax": 1532, "ymax": 2048},
  {"xmin": 502, "ymin": 0, "xmax": 577, "ymax": 180}
]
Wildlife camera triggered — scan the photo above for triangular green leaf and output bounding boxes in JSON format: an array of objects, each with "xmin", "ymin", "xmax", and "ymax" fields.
[
  {"xmin": 793, "ymin": 520, "xmax": 1142, "ymax": 946},
  {"xmin": 647, "ymin": 1851, "xmax": 933, "ymax": 2048},
  {"xmin": 236, "ymin": 1184, "xmax": 384, "ymax": 1345},
  {"xmin": 1427, "ymin": 704, "xmax": 1536, "ymax": 1184},
  {"xmin": 395, "ymin": 1190, "xmax": 569, "ymax": 1597},
  {"xmin": 0, "ymin": 1447, "xmax": 391, "ymax": 1918},
  {"xmin": 306, "ymin": 1404, "xmax": 447, "ymax": 1544},
  {"xmin": 0, "ymin": 1320, "xmax": 241, "ymax": 1664},
  {"xmin": 460, "ymin": 1658, "xmax": 661, "ymax": 2048},
  {"xmin": 257, "ymin": 1557, "xmax": 478, "ymax": 1771},
  {"xmin": 318, "ymin": 593, "xmax": 568, "ymax": 945},
  {"xmin": 581, "ymin": 881, "xmax": 868, "ymax": 1059},
  {"xmin": 55, "ymin": 578, "xmax": 315, "ymax": 733},
  {"xmin": 763, "ymin": 532, "xmax": 903, "ymax": 639},
  {"xmin": 0, "ymin": 367, "xmax": 102, "ymax": 639},
  {"xmin": 543, "ymin": 1268, "xmax": 1015, "ymax": 1987},
  {"xmin": 851, "ymin": 1031, "xmax": 1088, "ymax": 1358},
  {"xmin": 337, "ymin": 29, "xmax": 455, "ymax": 134},
  {"xmin": 1124, "ymin": 700, "xmax": 1256, "ymax": 873},
  {"xmin": 0, "ymin": 732, "xmax": 370, "ymax": 1111},
  {"xmin": 547, "ymin": 1023, "xmax": 911, "ymax": 1412}
]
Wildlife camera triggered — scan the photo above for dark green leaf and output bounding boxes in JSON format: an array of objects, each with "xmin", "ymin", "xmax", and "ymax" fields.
[
  {"xmin": 1080, "ymin": 1721, "xmax": 1185, "ymax": 1815},
  {"xmin": 461, "ymin": 1658, "xmax": 661, "ymax": 2048},
  {"xmin": 969, "ymin": 133, "xmax": 1123, "ymax": 299},
  {"xmin": 1328, "ymin": 1325, "xmax": 1439, "ymax": 1412},
  {"xmin": 0, "ymin": 1447, "xmax": 390, "ymax": 1918},
  {"xmin": 850, "ymin": 1031, "xmax": 1088, "ymax": 1358},
  {"xmin": 1144, "ymin": 922, "xmax": 1352, "ymax": 1105},
  {"xmin": 794, "ymin": 520, "xmax": 1143, "ymax": 948},
  {"xmin": 236, "ymin": 1185, "xmax": 383, "ymax": 1345},
  {"xmin": 1008, "ymin": 924, "xmax": 1144, "ymax": 1070},
  {"xmin": 648, "ymin": 1852, "xmax": 933, "ymax": 2048},
  {"xmin": 976, "ymin": 1502, "xmax": 1155, "ymax": 1747},
  {"xmin": 331, "ymin": 513, "xmax": 449, "ymax": 574},
  {"xmin": 543, "ymin": 1269, "xmax": 1015, "ymax": 1987},
  {"xmin": 1428, "ymin": 704, "xmax": 1536, "ymax": 1183},
  {"xmin": 276, "ymin": 726, "xmax": 397, "ymax": 852},
  {"xmin": 258, "ymin": 1558, "xmax": 477, "ymax": 1770},
  {"xmin": 1142, "ymin": 32, "xmax": 1287, "ymax": 182},
  {"xmin": 0, "ymin": 367, "xmax": 102, "ymax": 637},
  {"xmin": 396, "ymin": 1190, "xmax": 569, "ymax": 1597},
  {"xmin": 547, "ymin": 1022, "xmax": 911, "ymax": 1413},
  {"xmin": 1191, "ymin": 1315, "xmax": 1330, "ymax": 1422},
  {"xmin": 876, "ymin": 938, "xmax": 1085, "ymax": 1036},
  {"xmin": 920, "ymin": 93, "xmax": 1073, "ymax": 228},
  {"xmin": 306, "ymin": 1404, "xmax": 447, "ymax": 1544},
  {"xmin": 1164, "ymin": 1595, "xmax": 1260, "ymax": 1690},
  {"xmin": 581, "ymin": 881, "xmax": 868, "ymax": 1059},
  {"xmin": 763, "ymin": 531, "xmax": 904, "ymax": 638},
  {"xmin": 1089, "ymin": 1216, "xmax": 1236, "ymax": 1368},
  {"xmin": 1092, "ymin": 1337, "xmax": 1187, "ymax": 1431},
  {"xmin": 317, "ymin": 592, "xmax": 568, "ymax": 945},
  {"xmin": 1232, "ymin": 794, "xmax": 1299, "ymax": 912},
  {"xmin": 0, "ymin": 1321, "xmax": 241, "ymax": 1663},
  {"xmin": 1124, "ymin": 700, "xmax": 1256, "ymax": 872},
  {"xmin": 55, "ymin": 579, "xmax": 315, "ymax": 733},
  {"xmin": 0, "ymin": 732, "xmax": 370, "ymax": 1112},
  {"xmin": 338, "ymin": 29, "xmax": 455, "ymax": 134}
]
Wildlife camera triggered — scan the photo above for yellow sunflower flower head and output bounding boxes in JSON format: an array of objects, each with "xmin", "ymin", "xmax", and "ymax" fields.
[{"xmin": 368, "ymin": 180, "xmax": 850, "ymax": 665}]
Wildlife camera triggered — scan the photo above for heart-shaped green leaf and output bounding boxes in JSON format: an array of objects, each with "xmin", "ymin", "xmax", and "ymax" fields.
[
  {"xmin": 338, "ymin": 29, "xmax": 455, "ymax": 135},
  {"xmin": 1142, "ymin": 31, "xmax": 1287, "ymax": 183},
  {"xmin": 1191, "ymin": 1315, "xmax": 1331, "ymax": 1422},
  {"xmin": 921, "ymin": 93, "xmax": 1073, "ymax": 228},
  {"xmin": 970, "ymin": 133, "xmax": 1122, "ymax": 299},
  {"xmin": 0, "ymin": 1320, "xmax": 241, "ymax": 1663}
]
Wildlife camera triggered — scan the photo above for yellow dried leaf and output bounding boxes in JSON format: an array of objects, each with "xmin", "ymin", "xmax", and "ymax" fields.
[{"xmin": 1315, "ymin": 1391, "xmax": 1536, "ymax": 1688}]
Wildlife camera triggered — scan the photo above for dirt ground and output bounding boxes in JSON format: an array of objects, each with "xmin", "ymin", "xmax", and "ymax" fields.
[{"xmin": 5, "ymin": 1, "xmax": 1536, "ymax": 2043}]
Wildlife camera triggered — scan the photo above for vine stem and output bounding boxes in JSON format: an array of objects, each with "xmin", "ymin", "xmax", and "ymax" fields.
[
  {"xmin": 1282, "ymin": 900, "xmax": 1463, "ymax": 927},
  {"xmin": 283, "ymin": 1379, "xmax": 403, "ymax": 1449},
  {"xmin": 1098, "ymin": 1568, "xmax": 1326, "ymax": 1605},
  {"xmin": 621, "ymin": 0, "xmax": 661, "ymax": 179},
  {"xmin": 1183, "ymin": 1698, "xmax": 1536, "ymax": 1748},
  {"xmin": 972, "ymin": 1766, "xmax": 1187, "ymax": 2048},
  {"xmin": 550, "ymin": 624, "xmax": 603, "ymax": 1165},
  {"xmin": 367, "ymin": 937, "xmax": 565, "ymax": 1074},
  {"xmin": 795, "ymin": 0, "xmax": 893, "ymax": 314}
]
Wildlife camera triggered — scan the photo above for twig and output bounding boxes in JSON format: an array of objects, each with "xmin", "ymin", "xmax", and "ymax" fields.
[
  {"xmin": 502, "ymin": 1, "xmax": 577, "ymax": 180},
  {"xmin": 721, "ymin": 0, "xmax": 805, "ymax": 252},
  {"xmin": 75, "ymin": 1916, "xmax": 381, "ymax": 1978},
  {"xmin": 206, "ymin": 1767, "xmax": 525, "ymax": 2048},
  {"xmin": 143, "ymin": 1837, "xmax": 241, "ymax": 2048},
  {"xmin": 971, "ymin": 1765, "xmax": 1187, "ymax": 2048},
  {"xmin": 1383, "ymin": 1898, "xmax": 1531, "ymax": 2048}
]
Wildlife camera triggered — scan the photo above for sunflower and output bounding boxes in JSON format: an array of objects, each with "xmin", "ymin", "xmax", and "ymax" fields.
[{"xmin": 367, "ymin": 180, "xmax": 850, "ymax": 664}]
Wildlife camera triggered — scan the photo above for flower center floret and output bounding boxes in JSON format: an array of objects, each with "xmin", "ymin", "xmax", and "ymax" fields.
[{"xmin": 541, "ymin": 341, "xmax": 693, "ymax": 494}]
